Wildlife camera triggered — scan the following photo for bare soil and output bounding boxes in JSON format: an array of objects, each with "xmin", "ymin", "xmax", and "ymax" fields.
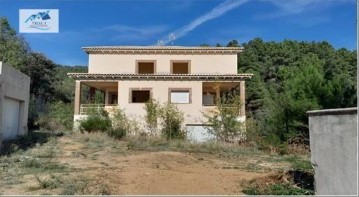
[
  {"xmin": 0, "ymin": 132, "xmax": 304, "ymax": 195},
  {"xmin": 57, "ymin": 137, "xmax": 266, "ymax": 195}
]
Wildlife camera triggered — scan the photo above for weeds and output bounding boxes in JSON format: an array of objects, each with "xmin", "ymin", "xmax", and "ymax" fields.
[
  {"xmin": 33, "ymin": 175, "xmax": 63, "ymax": 190},
  {"xmin": 126, "ymin": 136, "xmax": 259, "ymax": 158},
  {"xmin": 80, "ymin": 112, "xmax": 111, "ymax": 133},
  {"xmin": 243, "ymin": 182, "xmax": 312, "ymax": 195}
]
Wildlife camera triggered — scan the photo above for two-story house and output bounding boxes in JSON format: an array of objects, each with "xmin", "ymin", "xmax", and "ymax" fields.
[{"xmin": 68, "ymin": 46, "xmax": 253, "ymax": 141}]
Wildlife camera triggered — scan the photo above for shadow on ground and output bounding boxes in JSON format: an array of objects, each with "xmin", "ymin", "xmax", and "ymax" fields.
[{"xmin": 0, "ymin": 130, "xmax": 63, "ymax": 156}]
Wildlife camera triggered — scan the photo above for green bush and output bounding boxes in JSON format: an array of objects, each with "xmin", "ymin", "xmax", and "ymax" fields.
[
  {"xmin": 108, "ymin": 108, "xmax": 132, "ymax": 139},
  {"xmin": 203, "ymin": 91, "xmax": 244, "ymax": 142},
  {"xmin": 144, "ymin": 99, "xmax": 160, "ymax": 135},
  {"xmin": 159, "ymin": 103, "xmax": 185, "ymax": 140},
  {"xmin": 38, "ymin": 101, "xmax": 74, "ymax": 131},
  {"xmin": 107, "ymin": 127, "xmax": 126, "ymax": 140},
  {"xmin": 80, "ymin": 111, "xmax": 111, "ymax": 133},
  {"xmin": 243, "ymin": 183, "xmax": 311, "ymax": 195}
]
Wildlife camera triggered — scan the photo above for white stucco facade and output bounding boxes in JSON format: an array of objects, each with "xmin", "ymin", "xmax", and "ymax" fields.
[
  {"xmin": 69, "ymin": 46, "xmax": 252, "ymax": 138},
  {"xmin": 0, "ymin": 61, "xmax": 30, "ymax": 143},
  {"xmin": 88, "ymin": 54, "xmax": 238, "ymax": 74}
]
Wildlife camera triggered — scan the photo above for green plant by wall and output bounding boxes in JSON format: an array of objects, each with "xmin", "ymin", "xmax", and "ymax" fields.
[
  {"xmin": 204, "ymin": 91, "xmax": 244, "ymax": 142},
  {"xmin": 79, "ymin": 109, "xmax": 111, "ymax": 133},
  {"xmin": 158, "ymin": 102, "xmax": 185, "ymax": 140},
  {"xmin": 37, "ymin": 101, "xmax": 74, "ymax": 131},
  {"xmin": 108, "ymin": 108, "xmax": 133, "ymax": 139},
  {"xmin": 144, "ymin": 99, "xmax": 160, "ymax": 135}
]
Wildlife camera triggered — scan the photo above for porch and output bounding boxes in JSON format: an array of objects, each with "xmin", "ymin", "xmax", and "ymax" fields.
[
  {"xmin": 74, "ymin": 81, "xmax": 119, "ymax": 115},
  {"xmin": 73, "ymin": 80, "xmax": 246, "ymax": 117}
]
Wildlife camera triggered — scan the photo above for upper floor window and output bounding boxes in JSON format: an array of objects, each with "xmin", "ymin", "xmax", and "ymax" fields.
[
  {"xmin": 171, "ymin": 60, "xmax": 190, "ymax": 74},
  {"xmin": 137, "ymin": 60, "xmax": 155, "ymax": 74}
]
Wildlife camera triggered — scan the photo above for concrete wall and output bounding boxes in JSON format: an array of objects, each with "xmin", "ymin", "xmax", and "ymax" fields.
[
  {"xmin": 88, "ymin": 54, "xmax": 237, "ymax": 74},
  {"xmin": 0, "ymin": 61, "xmax": 30, "ymax": 142},
  {"xmin": 308, "ymin": 108, "xmax": 358, "ymax": 195}
]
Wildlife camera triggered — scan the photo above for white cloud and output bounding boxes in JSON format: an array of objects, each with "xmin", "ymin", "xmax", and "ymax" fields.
[
  {"xmin": 93, "ymin": 25, "xmax": 168, "ymax": 42},
  {"xmin": 257, "ymin": 0, "xmax": 354, "ymax": 19},
  {"xmin": 157, "ymin": 0, "xmax": 250, "ymax": 45}
]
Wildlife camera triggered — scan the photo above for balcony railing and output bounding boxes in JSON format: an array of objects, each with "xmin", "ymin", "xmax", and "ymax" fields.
[{"xmin": 80, "ymin": 104, "xmax": 117, "ymax": 115}]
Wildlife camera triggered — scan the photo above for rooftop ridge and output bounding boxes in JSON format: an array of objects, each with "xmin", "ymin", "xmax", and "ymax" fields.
[{"xmin": 82, "ymin": 46, "xmax": 243, "ymax": 54}]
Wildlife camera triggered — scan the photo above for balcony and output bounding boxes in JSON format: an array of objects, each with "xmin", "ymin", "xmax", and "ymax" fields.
[{"xmin": 80, "ymin": 104, "xmax": 118, "ymax": 115}]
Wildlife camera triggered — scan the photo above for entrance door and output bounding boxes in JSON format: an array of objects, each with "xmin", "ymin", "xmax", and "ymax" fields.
[{"xmin": 2, "ymin": 98, "xmax": 20, "ymax": 140}]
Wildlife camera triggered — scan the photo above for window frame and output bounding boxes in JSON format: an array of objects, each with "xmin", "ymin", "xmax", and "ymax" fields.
[
  {"xmin": 136, "ymin": 60, "xmax": 156, "ymax": 74},
  {"xmin": 168, "ymin": 88, "xmax": 192, "ymax": 104},
  {"xmin": 129, "ymin": 88, "xmax": 153, "ymax": 103},
  {"xmin": 170, "ymin": 60, "xmax": 191, "ymax": 74}
]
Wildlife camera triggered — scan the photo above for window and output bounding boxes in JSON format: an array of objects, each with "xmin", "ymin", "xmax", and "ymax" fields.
[
  {"xmin": 109, "ymin": 92, "xmax": 118, "ymax": 104},
  {"xmin": 202, "ymin": 92, "xmax": 216, "ymax": 106},
  {"xmin": 131, "ymin": 89, "xmax": 151, "ymax": 103},
  {"xmin": 137, "ymin": 61, "xmax": 155, "ymax": 74},
  {"xmin": 171, "ymin": 61, "xmax": 190, "ymax": 74},
  {"xmin": 169, "ymin": 89, "xmax": 191, "ymax": 104}
]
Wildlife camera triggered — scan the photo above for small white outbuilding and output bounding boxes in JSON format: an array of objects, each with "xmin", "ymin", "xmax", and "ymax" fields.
[{"xmin": 0, "ymin": 61, "xmax": 30, "ymax": 144}]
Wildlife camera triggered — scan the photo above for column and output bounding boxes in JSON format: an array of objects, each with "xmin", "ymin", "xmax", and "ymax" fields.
[
  {"xmin": 105, "ymin": 89, "xmax": 109, "ymax": 105},
  {"xmin": 213, "ymin": 83, "xmax": 221, "ymax": 105},
  {"xmin": 240, "ymin": 80, "xmax": 245, "ymax": 116},
  {"xmin": 74, "ymin": 80, "xmax": 81, "ymax": 115},
  {"xmin": 117, "ymin": 81, "xmax": 121, "ymax": 107}
]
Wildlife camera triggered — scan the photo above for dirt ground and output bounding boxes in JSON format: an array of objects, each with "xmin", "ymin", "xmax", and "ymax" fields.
[
  {"xmin": 58, "ymin": 137, "xmax": 266, "ymax": 195},
  {"xmin": 0, "ymin": 132, "xmax": 303, "ymax": 195}
]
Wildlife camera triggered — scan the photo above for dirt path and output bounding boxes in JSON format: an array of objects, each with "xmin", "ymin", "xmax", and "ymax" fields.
[{"xmin": 58, "ymin": 137, "xmax": 266, "ymax": 195}]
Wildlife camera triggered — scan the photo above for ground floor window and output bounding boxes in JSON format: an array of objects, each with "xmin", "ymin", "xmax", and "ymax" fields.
[
  {"xmin": 131, "ymin": 89, "xmax": 151, "ymax": 103},
  {"xmin": 202, "ymin": 92, "xmax": 216, "ymax": 106},
  {"xmin": 169, "ymin": 88, "xmax": 191, "ymax": 104}
]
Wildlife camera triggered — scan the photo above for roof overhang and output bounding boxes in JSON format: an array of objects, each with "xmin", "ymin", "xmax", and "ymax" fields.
[
  {"xmin": 67, "ymin": 73, "xmax": 253, "ymax": 82},
  {"xmin": 82, "ymin": 46, "xmax": 243, "ymax": 55}
]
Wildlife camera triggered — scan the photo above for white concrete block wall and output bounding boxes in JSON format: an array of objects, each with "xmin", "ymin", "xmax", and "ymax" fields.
[{"xmin": 308, "ymin": 108, "xmax": 358, "ymax": 195}]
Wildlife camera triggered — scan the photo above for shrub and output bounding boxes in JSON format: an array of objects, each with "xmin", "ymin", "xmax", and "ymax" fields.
[
  {"xmin": 144, "ymin": 99, "xmax": 160, "ymax": 135},
  {"xmin": 108, "ymin": 108, "xmax": 131, "ymax": 139},
  {"xmin": 80, "ymin": 110, "xmax": 111, "ymax": 133},
  {"xmin": 203, "ymin": 91, "xmax": 244, "ymax": 142},
  {"xmin": 107, "ymin": 127, "xmax": 126, "ymax": 140},
  {"xmin": 158, "ymin": 103, "xmax": 185, "ymax": 140},
  {"xmin": 38, "ymin": 101, "xmax": 73, "ymax": 131}
]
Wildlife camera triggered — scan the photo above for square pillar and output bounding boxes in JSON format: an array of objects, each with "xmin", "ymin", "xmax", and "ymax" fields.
[
  {"xmin": 117, "ymin": 81, "xmax": 121, "ymax": 107},
  {"xmin": 240, "ymin": 81, "xmax": 245, "ymax": 116},
  {"xmin": 213, "ymin": 84, "xmax": 221, "ymax": 105},
  {"xmin": 74, "ymin": 80, "xmax": 81, "ymax": 115},
  {"xmin": 105, "ymin": 89, "xmax": 109, "ymax": 105}
]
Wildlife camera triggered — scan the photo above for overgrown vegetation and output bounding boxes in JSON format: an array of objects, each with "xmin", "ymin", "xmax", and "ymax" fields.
[
  {"xmin": 204, "ymin": 89, "xmax": 244, "ymax": 142},
  {"xmin": 144, "ymin": 100, "xmax": 185, "ymax": 140},
  {"xmin": 79, "ymin": 108, "xmax": 138, "ymax": 140},
  {"xmin": 108, "ymin": 109, "xmax": 137, "ymax": 139},
  {"xmin": 242, "ymin": 170, "xmax": 314, "ymax": 195},
  {"xmin": 37, "ymin": 101, "xmax": 74, "ymax": 131},
  {"xmin": 144, "ymin": 99, "xmax": 160, "ymax": 135},
  {"xmin": 159, "ymin": 102, "xmax": 185, "ymax": 140},
  {"xmin": 79, "ymin": 110, "xmax": 111, "ymax": 133}
]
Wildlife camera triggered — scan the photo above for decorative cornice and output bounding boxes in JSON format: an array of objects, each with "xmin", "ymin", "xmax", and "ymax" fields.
[
  {"xmin": 67, "ymin": 73, "xmax": 253, "ymax": 81},
  {"xmin": 82, "ymin": 46, "xmax": 243, "ymax": 55}
]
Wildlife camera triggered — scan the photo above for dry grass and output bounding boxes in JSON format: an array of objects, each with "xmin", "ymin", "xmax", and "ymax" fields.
[{"xmin": 0, "ymin": 130, "xmax": 312, "ymax": 195}]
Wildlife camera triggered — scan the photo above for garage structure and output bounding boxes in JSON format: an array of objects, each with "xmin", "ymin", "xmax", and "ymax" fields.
[{"xmin": 0, "ymin": 61, "xmax": 30, "ymax": 144}]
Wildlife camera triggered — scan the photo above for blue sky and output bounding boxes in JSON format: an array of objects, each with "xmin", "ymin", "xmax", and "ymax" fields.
[{"xmin": 0, "ymin": 0, "xmax": 356, "ymax": 66}]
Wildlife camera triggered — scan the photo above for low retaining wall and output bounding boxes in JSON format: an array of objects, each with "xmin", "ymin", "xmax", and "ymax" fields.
[{"xmin": 308, "ymin": 107, "xmax": 358, "ymax": 195}]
